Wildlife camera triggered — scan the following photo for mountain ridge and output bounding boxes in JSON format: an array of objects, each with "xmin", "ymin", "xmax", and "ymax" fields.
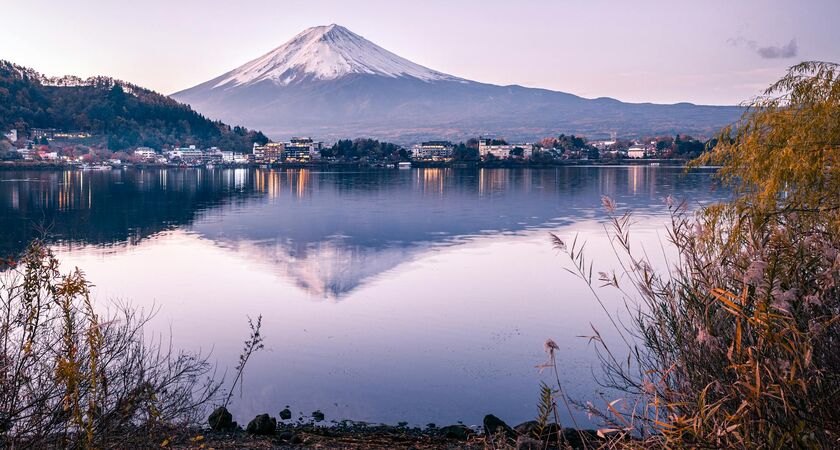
[{"xmin": 173, "ymin": 24, "xmax": 744, "ymax": 142}]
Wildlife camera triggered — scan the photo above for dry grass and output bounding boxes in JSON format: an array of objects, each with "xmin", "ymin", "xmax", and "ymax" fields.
[
  {"xmin": 554, "ymin": 200, "xmax": 840, "ymax": 448},
  {"xmin": 547, "ymin": 62, "xmax": 840, "ymax": 449},
  {"xmin": 0, "ymin": 241, "xmax": 220, "ymax": 448}
]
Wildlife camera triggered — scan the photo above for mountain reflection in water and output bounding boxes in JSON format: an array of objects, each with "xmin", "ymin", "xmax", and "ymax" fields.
[
  {"xmin": 1, "ymin": 167, "xmax": 723, "ymax": 298},
  {"xmin": 2, "ymin": 166, "xmax": 730, "ymax": 427}
]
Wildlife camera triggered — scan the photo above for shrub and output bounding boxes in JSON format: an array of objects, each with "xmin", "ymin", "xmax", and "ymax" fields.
[
  {"xmin": 0, "ymin": 241, "xmax": 220, "ymax": 448},
  {"xmin": 553, "ymin": 62, "xmax": 840, "ymax": 448}
]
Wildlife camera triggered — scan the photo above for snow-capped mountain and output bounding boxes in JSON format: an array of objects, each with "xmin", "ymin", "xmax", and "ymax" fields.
[
  {"xmin": 173, "ymin": 24, "xmax": 741, "ymax": 141},
  {"xmin": 212, "ymin": 24, "xmax": 460, "ymax": 88}
]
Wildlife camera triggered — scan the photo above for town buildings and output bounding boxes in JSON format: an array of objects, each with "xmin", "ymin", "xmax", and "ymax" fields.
[
  {"xmin": 132, "ymin": 146, "xmax": 247, "ymax": 165},
  {"xmin": 253, "ymin": 138, "xmax": 323, "ymax": 163},
  {"xmin": 30, "ymin": 128, "xmax": 92, "ymax": 141}
]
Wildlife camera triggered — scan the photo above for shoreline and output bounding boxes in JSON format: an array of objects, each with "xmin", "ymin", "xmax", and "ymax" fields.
[
  {"xmin": 0, "ymin": 159, "xmax": 692, "ymax": 171},
  {"xmin": 188, "ymin": 408, "xmax": 618, "ymax": 449}
]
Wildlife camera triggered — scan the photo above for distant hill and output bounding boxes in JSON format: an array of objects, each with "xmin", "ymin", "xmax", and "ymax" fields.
[
  {"xmin": 0, "ymin": 60, "xmax": 268, "ymax": 152},
  {"xmin": 173, "ymin": 24, "xmax": 744, "ymax": 142}
]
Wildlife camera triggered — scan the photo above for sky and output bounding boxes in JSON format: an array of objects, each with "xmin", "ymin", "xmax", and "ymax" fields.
[{"xmin": 2, "ymin": 0, "xmax": 839, "ymax": 105}]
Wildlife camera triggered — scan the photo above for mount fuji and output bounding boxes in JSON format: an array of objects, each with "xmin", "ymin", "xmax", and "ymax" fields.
[{"xmin": 172, "ymin": 24, "xmax": 741, "ymax": 142}]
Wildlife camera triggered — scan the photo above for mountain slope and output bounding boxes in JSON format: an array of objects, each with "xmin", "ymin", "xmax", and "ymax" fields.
[
  {"xmin": 173, "ymin": 24, "xmax": 742, "ymax": 142},
  {"xmin": 0, "ymin": 60, "xmax": 268, "ymax": 152}
]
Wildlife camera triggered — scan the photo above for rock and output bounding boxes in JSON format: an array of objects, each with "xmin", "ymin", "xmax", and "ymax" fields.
[
  {"xmin": 246, "ymin": 413, "xmax": 276, "ymax": 435},
  {"xmin": 509, "ymin": 422, "xmax": 604, "ymax": 448},
  {"xmin": 483, "ymin": 414, "xmax": 515, "ymax": 438},
  {"xmin": 276, "ymin": 430, "xmax": 294, "ymax": 441},
  {"xmin": 516, "ymin": 436, "xmax": 542, "ymax": 450},
  {"xmin": 208, "ymin": 406, "xmax": 233, "ymax": 431},
  {"xmin": 279, "ymin": 408, "xmax": 292, "ymax": 420},
  {"xmin": 440, "ymin": 424, "xmax": 475, "ymax": 440},
  {"xmin": 377, "ymin": 425, "xmax": 399, "ymax": 435},
  {"xmin": 513, "ymin": 421, "xmax": 565, "ymax": 442},
  {"xmin": 562, "ymin": 428, "xmax": 600, "ymax": 449},
  {"xmin": 312, "ymin": 410, "xmax": 325, "ymax": 422},
  {"xmin": 514, "ymin": 420, "xmax": 539, "ymax": 438},
  {"xmin": 276, "ymin": 430, "xmax": 301, "ymax": 443}
]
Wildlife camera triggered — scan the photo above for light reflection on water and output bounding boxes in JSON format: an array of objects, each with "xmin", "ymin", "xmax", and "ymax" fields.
[{"xmin": 0, "ymin": 167, "xmax": 726, "ymax": 427}]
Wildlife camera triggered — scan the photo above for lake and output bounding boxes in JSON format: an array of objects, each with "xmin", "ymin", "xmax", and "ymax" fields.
[{"xmin": 0, "ymin": 166, "xmax": 726, "ymax": 429}]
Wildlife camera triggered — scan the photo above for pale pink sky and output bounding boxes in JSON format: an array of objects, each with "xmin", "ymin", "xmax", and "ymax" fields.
[{"xmin": 2, "ymin": 0, "xmax": 839, "ymax": 105}]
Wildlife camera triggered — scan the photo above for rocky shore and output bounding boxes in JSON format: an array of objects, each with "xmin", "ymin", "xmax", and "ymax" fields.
[{"xmin": 179, "ymin": 407, "xmax": 620, "ymax": 449}]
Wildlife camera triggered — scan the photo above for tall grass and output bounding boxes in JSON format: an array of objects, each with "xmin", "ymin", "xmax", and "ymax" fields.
[
  {"xmin": 223, "ymin": 314, "xmax": 264, "ymax": 409},
  {"xmin": 551, "ymin": 196, "xmax": 840, "ymax": 448}
]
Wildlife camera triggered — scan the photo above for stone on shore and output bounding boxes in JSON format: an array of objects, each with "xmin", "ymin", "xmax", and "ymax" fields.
[
  {"xmin": 246, "ymin": 413, "xmax": 276, "ymax": 435},
  {"xmin": 514, "ymin": 421, "xmax": 567, "ymax": 442},
  {"xmin": 514, "ymin": 420, "xmax": 539, "ymax": 437},
  {"xmin": 208, "ymin": 406, "xmax": 233, "ymax": 431},
  {"xmin": 516, "ymin": 435, "xmax": 542, "ymax": 450},
  {"xmin": 276, "ymin": 430, "xmax": 302, "ymax": 444},
  {"xmin": 439, "ymin": 424, "xmax": 474, "ymax": 440},
  {"xmin": 279, "ymin": 408, "xmax": 292, "ymax": 420},
  {"xmin": 483, "ymin": 414, "xmax": 515, "ymax": 438},
  {"xmin": 562, "ymin": 428, "xmax": 601, "ymax": 449}
]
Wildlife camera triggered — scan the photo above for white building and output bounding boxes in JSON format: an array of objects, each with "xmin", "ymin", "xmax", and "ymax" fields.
[
  {"xmin": 285, "ymin": 137, "xmax": 322, "ymax": 161},
  {"xmin": 167, "ymin": 145, "xmax": 204, "ymax": 160},
  {"xmin": 16, "ymin": 148, "xmax": 34, "ymax": 160},
  {"xmin": 478, "ymin": 139, "xmax": 534, "ymax": 159},
  {"xmin": 219, "ymin": 151, "xmax": 248, "ymax": 164},
  {"xmin": 412, "ymin": 141, "xmax": 453, "ymax": 160},
  {"xmin": 134, "ymin": 147, "xmax": 157, "ymax": 159},
  {"xmin": 627, "ymin": 144, "xmax": 646, "ymax": 159},
  {"xmin": 205, "ymin": 147, "xmax": 224, "ymax": 162},
  {"xmin": 252, "ymin": 142, "xmax": 284, "ymax": 163},
  {"xmin": 591, "ymin": 139, "xmax": 617, "ymax": 150},
  {"xmin": 3, "ymin": 129, "xmax": 18, "ymax": 142}
]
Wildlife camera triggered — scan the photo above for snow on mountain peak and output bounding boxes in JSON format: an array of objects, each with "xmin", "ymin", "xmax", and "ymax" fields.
[{"xmin": 214, "ymin": 24, "xmax": 458, "ymax": 88}]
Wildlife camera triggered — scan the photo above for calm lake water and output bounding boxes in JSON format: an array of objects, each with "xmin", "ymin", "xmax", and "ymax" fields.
[{"xmin": 0, "ymin": 166, "xmax": 725, "ymax": 428}]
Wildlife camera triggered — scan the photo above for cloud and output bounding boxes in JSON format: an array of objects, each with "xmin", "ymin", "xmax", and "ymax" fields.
[
  {"xmin": 756, "ymin": 40, "xmax": 798, "ymax": 59},
  {"xmin": 727, "ymin": 37, "xmax": 798, "ymax": 59}
]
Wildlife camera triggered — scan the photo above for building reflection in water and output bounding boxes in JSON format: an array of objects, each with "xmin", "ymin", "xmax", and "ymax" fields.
[
  {"xmin": 253, "ymin": 168, "xmax": 312, "ymax": 199},
  {"xmin": 478, "ymin": 168, "xmax": 511, "ymax": 197},
  {"xmin": 416, "ymin": 168, "xmax": 447, "ymax": 196}
]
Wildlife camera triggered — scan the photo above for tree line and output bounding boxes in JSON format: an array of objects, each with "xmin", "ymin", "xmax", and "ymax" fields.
[{"xmin": 0, "ymin": 60, "xmax": 268, "ymax": 153}]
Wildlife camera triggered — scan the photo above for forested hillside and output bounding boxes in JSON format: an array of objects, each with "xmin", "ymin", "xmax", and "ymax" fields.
[{"xmin": 0, "ymin": 60, "xmax": 268, "ymax": 152}]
